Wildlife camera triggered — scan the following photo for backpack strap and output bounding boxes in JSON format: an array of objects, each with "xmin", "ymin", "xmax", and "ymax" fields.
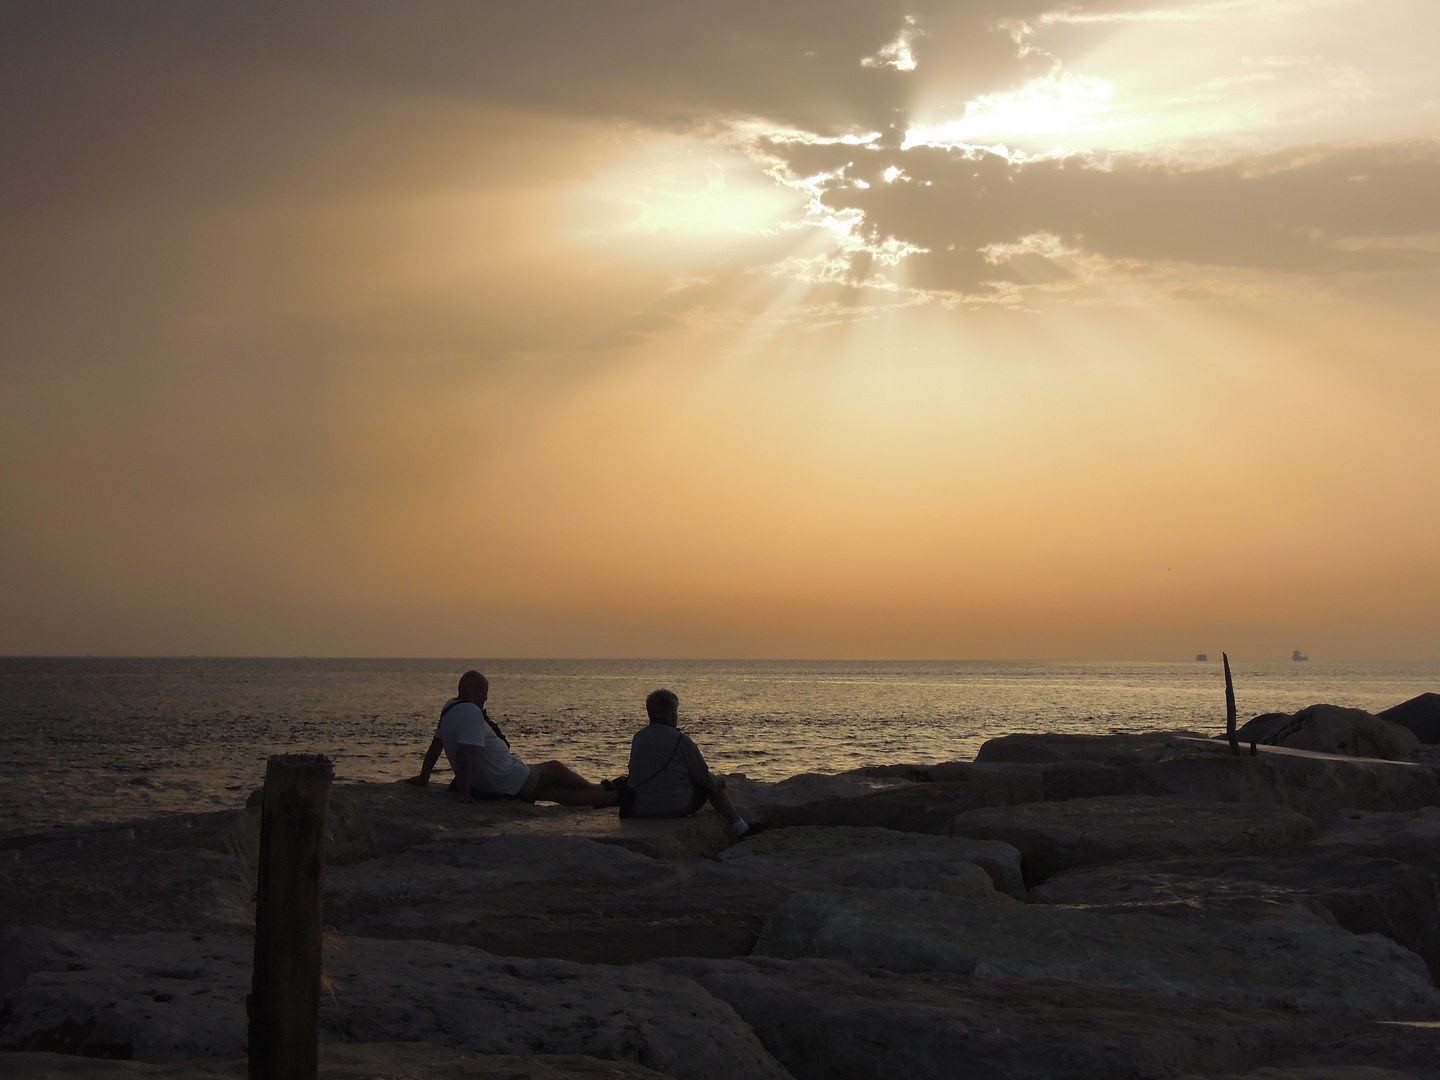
[{"xmin": 438, "ymin": 699, "xmax": 511, "ymax": 749}]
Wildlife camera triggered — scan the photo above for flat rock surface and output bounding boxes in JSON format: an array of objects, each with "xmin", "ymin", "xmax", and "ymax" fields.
[
  {"xmin": 661, "ymin": 955, "xmax": 1440, "ymax": 1080},
  {"xmin": 1028, "ymin": 848, "xmax": 1434, "ymax": 933},
  {"xmin": 326, "ymin": 825, "xmax": 1025, "ymax": 964},
  {"xmin": 950, "ymin": 796, "xmax": 1318, "ymax": 884},
  {"xmin": 326, "ymin": 783, "xmax": 735, "ymax": 861},
  {"xmin": 753, "ymin": 888, "xmax": 1440, "ymax": 1019},
  {"xmin": 326, "ymin": 834, "xmax": 779, "ymax": 963},
  {"xmin": 717, "ymin": 826, "xmax": 1022, "ymax": 899},
  {"xmin": 758, "ymin": 772, "xmax": 1044, "ymax": 834},
  {"xmin": 1, "ymin": 1044, "xmax": 677, "ymax": 1079},
  {"xmin": 0, "ymin": 933, "xmax": 791, "ymax": 1080}
]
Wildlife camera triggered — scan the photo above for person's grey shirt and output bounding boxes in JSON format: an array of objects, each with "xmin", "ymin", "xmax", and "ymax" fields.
[{"xmin": 627, "ymin": 723, "xmax": 721, "ymax": 816}]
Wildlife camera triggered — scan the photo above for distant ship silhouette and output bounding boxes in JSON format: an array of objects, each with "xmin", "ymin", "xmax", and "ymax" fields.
[
  {"xmin": 1195, "ymin": 654, "xmax": 1208, "ymax": 662},
  {"xmin": 1292, "ymin": 649, "xmax": 1309, "ymax": 662}
]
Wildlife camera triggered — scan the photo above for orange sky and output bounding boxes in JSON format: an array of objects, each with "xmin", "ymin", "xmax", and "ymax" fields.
[{"xmin": 2, "ymin": 2, "xmax": 1439, "ymax": 660}]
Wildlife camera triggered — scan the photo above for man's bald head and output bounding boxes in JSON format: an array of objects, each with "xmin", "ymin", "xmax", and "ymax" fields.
[{"xmin": 458, "ymin": 670, "xmax": 489, "ymax": 704}]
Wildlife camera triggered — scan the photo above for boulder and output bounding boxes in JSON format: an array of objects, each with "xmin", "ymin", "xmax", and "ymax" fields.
[
  {"xmin": 1233, "ymin": 713, "xmax": 1296, "ymax": 745},
  {"xmin": 752, "ymin": 888, "xmax": 1440, "ymax": 1020},
  {"xmin": 758, "ymin": 771, "xmax": 1044, "ymax": 834},
  {"xmin": 1410, "ymin": 744, "xmax": 1440, "ymax": 766},
  {"xmin": 0, "ymin": 933, "xmax": 792, "ymax": 1080},
  {"xmin": 1380, "ymin": 692, "xmax": 1440, "ymax": 744},
  {"xmin": 717, "ymin": 826, "xmax": 1024, "ymax": 899},
  {"xmin": 1314, "ymin": 806, "xmax": 1440, "ymax": 859},
  {"xmin": 1118, "ymin": 745, "xmax": 1440, "ymax": 824},
  {"xmin": 1229, "ymin": 748, "xmax": 1440, "ymax": 822},
  {"xmin": 724, "ymin": 771, "xmax": 915, "ymax": 810},
  {"xmin": 850, "ymin": 760, "xmax": 1028, "ymax": 783},
  {"xmin": 1195, "ymin": 1071, "xmax": 1420, "ymax": 1080},
  {"xmin": 1028, "ymin": 848, "xmax": 1440, "ymax": 980},
  {"xmin": 0, "ymin": 819, "xmax": 257, "ymax": 936},
  {"xmin": 0, "ymin": 934, "xmax": 251, "ymax": 1060},
  {"xmin": 322, "ymin": 939, "xmax": 791, "ymax": 1080},
  {"xmin": 320, "ymin": 1044, "xmax": 681, "ymax": 1080},
  {"xmin": 662, "ymin": 954, "xmax": 1440, "ymax": 1080},
  {"xmin": 974, "ymin": 733, "xmax": 1440, "ymax": 821},
  {"xmin": 949, "ymin": 796, "xmax": 1316, "ymax": 885},
  {"xmin": 1311, "ymin": 807, "xmax": 1440, "ymax": 984},
  {"xmin": 1235, "ymin": 705, "xmax": 1419, "ymax": 760},
  {"xmin": 975, "ymin": 732, "xmax": 1205, "ymax": 766},
  {"xmin": 0, "ymin": 927, "xmax": 89, "ymax": 997}
]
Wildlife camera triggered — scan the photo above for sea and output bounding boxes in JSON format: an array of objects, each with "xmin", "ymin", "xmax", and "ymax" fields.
[{"xmin": 1, "ymin": 657, "xmax": 1436, "ymax": 836}]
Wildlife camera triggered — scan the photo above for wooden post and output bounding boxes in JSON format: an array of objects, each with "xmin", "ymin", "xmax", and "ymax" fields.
[
  {"xmin": 248, "ymin": 753, "xmax": 333, "ymax": 1080},
  {"xmin": 1223, "ymin": 652, "xmax": 1241, "ymax": 757}
]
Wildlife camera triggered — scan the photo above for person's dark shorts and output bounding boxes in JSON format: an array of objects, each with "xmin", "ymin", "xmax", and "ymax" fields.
[
  {"xmin": 511, "ymin": 764, "xmax": 541, "ymax": 803},
  {"xmin": 682, "ymin": 782, "xmax": 711, "ymax": 814},
  {"xmin": 449, "ymin": 764, "xmax": 541, "ymax": 803}
]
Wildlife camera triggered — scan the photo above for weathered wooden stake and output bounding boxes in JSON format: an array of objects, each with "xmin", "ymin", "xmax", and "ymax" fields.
[
  {"xmin": 1223, "ymin": 652, "xmax": 1241, "ymax": 757},
  {"xmin": 248, "ymin": 753, "xmax": 333, "ymax": 1080}
]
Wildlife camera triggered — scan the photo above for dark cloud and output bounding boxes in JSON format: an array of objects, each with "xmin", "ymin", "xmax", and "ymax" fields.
[
  {"xmin": 1, "ymin": 0, "xmax": 1163, "ymax": 205},
  {"xmin": 773, "ymin": 140, "xmax": 1440, "ymax": 290},
  {"xmin": 14, "ymin": 1, "xmax": 1425, "ymax": 288}
]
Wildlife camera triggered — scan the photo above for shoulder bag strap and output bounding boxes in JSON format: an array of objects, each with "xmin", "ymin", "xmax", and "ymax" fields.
[{"xmin": 631, "ymin": 729, "xmax": 685, "ymax": 790}]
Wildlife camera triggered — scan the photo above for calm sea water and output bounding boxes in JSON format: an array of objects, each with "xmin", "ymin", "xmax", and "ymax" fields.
[{"xmin": 1, "ymin": 657, "xmax": 1436, "ymax": 835}]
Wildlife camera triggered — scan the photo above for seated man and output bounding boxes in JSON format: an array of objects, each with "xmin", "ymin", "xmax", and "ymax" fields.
[
  {"xmin": 407, "ymin": 670, "xmax": 617, "ymax": 807},
  {"xmin": 626, "ymin": 688, "xmax": 763, "ymax": 838}
]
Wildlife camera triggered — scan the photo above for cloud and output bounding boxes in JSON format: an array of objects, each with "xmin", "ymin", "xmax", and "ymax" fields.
[
  {"xmin": 3, "ymin": 1, "xmax": 1439, "ymax": 657},
  {"xmin": 748, "ymin": 137, "xmax": 1440, "ymax": 297}
]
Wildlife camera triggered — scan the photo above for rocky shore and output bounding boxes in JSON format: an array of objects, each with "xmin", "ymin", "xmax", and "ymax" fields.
[{"xmin": 5, "ymin": 698, "xmax": 1440, "ymax": 1079}]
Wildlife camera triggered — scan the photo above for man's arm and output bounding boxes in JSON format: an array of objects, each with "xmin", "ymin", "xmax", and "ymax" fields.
[
  {"xmin": 454, "ymin": 742, "xmax": 476, "ymax": 804},
  {"xmin": 680, "ymin": 735, "xmax": 724, "ymax": 791},
  {"xmin": 406, "ymin": 737, "xmax": 445, "ymax": 786}
]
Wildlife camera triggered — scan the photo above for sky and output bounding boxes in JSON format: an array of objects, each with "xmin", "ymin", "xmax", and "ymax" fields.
[{"xmin": 2, "ymin": 0, "xmax": 1438, "ymax": 661}]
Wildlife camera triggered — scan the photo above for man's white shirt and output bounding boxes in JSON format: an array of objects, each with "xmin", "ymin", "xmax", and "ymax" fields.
[{"xmin": 436, "ymin": 698, "xmax": 530, "ymax": 796}]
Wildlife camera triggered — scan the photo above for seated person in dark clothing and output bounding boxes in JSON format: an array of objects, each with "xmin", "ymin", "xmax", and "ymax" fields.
[{"xmin": 626, "ymin": 688, "xmax": 761, "ymax": 837}]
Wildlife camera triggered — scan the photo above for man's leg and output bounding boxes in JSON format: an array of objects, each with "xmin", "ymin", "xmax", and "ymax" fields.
[
  {"xmin": 537, "ymin": 760, "xmax": 603, "ymax": 789},
  {"xmin": 533, "ymin": 760, "xmax": 619, "ymax": 807},
  {"xmin": 707, "ymin": 786, "xmax": 769, "ymax": 838},
  {"xmin": 706, "ymin": 786, "xmax": 743, "ymax": 826}
]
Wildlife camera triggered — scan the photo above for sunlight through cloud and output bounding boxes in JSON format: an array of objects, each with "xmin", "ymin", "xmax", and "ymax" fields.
[
  {"xmin": 573, "ymin": 136, "xmax": 804, "ymax": 243},
  {"xmin": 861, "ymin": 15, "xmax": 920, "ymax": 71},
  {"xmin": 907, "ymin": 71, "xmax": 1136, "ymax": 151}
]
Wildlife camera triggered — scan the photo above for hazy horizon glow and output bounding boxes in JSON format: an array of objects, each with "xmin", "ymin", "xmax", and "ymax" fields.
[{"xmin": 2, "ymin": 1, "xmax": 1438, "ymax": 661}]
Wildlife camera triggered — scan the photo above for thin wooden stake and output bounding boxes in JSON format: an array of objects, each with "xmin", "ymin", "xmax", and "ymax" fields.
[
  {"xmin": 1223, "ymin": 652, "xmax": 1241, "ymax": 757},
  {"xmin": 248, "ymin": 753, "xmax": 333, "ymax": 1080}
]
